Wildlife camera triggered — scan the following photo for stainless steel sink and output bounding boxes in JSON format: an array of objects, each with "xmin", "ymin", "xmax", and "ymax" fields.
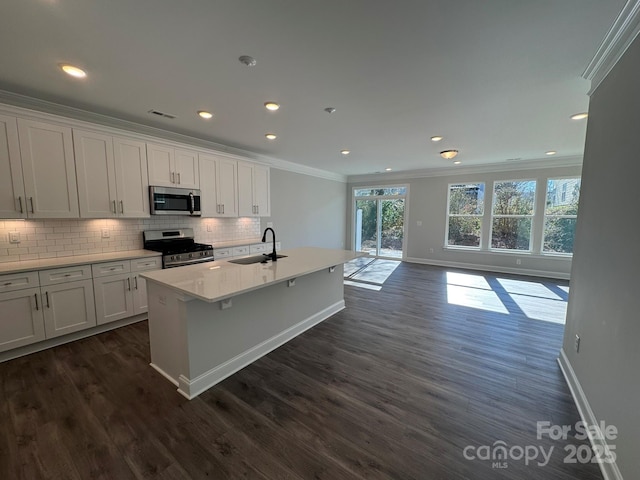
[{"xmin": 228, "ymin": 254, "xmax": 287, "ymax": 265}]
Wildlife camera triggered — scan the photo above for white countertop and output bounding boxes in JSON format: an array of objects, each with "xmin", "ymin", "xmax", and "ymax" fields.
[
  {"xmin": 0, "ymin": 249, "xmax": 161, "ymax": 275},
  {"xmin": 140, "ymin": 247, "xmax": 360, "ymax": 303}
]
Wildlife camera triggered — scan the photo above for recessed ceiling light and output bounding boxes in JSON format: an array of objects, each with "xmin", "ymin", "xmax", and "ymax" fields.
[
  {"xmin": 197, "ymin": 110, "xmax": 213, "ymax": 119},
  {"xmin": 570, "ymin": 112, "xmax": 588, "ymax": 120},
  {"xmin": 59, "ymin": 64, "xmax": 86, "ymax": 78},
  {"xmin": 546, "ymin": 150, "xmax": 557, "ymax": 156},
  {"xmin": 453, "ymin": 161, "xmax": 462, "ymax": 165},
  {"xmin": 340, "ymin": 150, "xmax": 350, "ymax": 155},
  {"xmin": 431, "ymin": 136, "xmax": 443, "ymax": 142},
  {"xmin": 324, "ymin": 107, "xmax": 336, "ymax": 113},
  {"xmin": 265, "ymin": 133, "xmax": 277, "ymax": 140},
  {"xmin": 440, "ymin": 150, "xmax": 459, "ymax": 160},
  {"xmin": 264, "ymin": 102, "xmax": 280, "ymax": 111},
  {"xmin": 238, "ymin": 55, "xmax": 257, "ymax": 67},
  {"xmin": 385, "ymin": 168, "xmax": 392, "ymax": 171}
]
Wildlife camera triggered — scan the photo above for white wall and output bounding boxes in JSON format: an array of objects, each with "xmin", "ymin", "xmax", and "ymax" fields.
[
  {"xmin": 263, "ymin": 169, "xmax": 347, "ymax": 250},
  {"xmin": 348, "ymin": 164, "xmax": 582, "ymax": 278},
  {"xmin": 561, "ymin": 33, "xmax": 640, "ymax": 480}
]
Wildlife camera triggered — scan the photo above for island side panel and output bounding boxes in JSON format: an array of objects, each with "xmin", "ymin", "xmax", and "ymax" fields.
[
  {"xmin": 146, "ymin": 281, "xmax": 190, "ymax": 385},
  {"xmin": 180, "ymin": 265, "xmax": 344, "ymax": 398}
]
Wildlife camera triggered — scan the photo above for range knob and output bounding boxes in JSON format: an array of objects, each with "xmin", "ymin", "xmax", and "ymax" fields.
[
  {"xmin": 189, "ymin": 253, "xmax": 193, "ymax": 259},
  {"xmin": 170, "ymin": 256, "xmax": 175, "ymax": 261}
]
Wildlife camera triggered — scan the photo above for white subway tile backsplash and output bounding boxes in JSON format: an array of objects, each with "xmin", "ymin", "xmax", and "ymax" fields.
[{"xmin": 0, "ymin": 217, "xmax": 261, "ymax": 263}]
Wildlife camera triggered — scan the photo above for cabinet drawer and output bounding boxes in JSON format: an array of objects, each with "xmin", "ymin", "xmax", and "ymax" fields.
[
  {"xmin": 0, "ymin": 271, "xmax": 40, "ymax": 293},
  {"xmin": 39, "ymin": 265, "xmax": 92, "ymax": 286},
  {"xmin": 250, "ymin": 243, "xmax": 268, "ymax": 254},
  {"xmin": 92, "ymin": 260, "xmax": 131, "ymax": 278},
  {"xmin": 232, "ymin": 246, "xmax": 250, "ymax": 257},
  {"xmin": 214, "ymin": 248, "xmax": 233, "ymax": 258},
  {"xmin": 131, "ymin": 257, "xmax": 161, "ymax": 273}
]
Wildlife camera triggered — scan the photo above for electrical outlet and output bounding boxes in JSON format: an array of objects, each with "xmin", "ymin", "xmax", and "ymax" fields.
[
  {"xmin": 429, "ymin": 247, "xmax": 434, "ymax": 254},
  {"xmin": 267, "ymin": 222, "xmax": 273, "ymax": 228},
  {"xmin": 575, "ymin": 334, "xmax": 581, "ymax": 353},
  {"xmin": 8, "ymin": 231, "xmax": 21, "ymax": 244},
  {"xmin": 221, "ymin": 298, "xmax": 233, "ymax": 310},
  {"xmin": 101, "ymin": 229, "xmax": 110, "ymax": 239},
  {"xmin": 416, "ymin": 220, "xmax": 423, "ymax": 226},
  {"xmin": 516, "ymin": 258, "xmax": 522, "ymax": 265},
  {"xmin": 207, "ymin": 224, "xmax": 212, "ymax": 232}
]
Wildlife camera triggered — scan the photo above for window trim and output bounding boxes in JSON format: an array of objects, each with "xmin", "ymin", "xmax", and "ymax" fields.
[
  {"xmin": 489, "ymin": 178, "xmax": 537, "ymax": 253},
  {"xmin": 445, "ymin": 181, "xmax": 486, "ymax": 250},
  {"xmin": 541, "ymin": 176, "xmax": 581, "ymax": 256}
]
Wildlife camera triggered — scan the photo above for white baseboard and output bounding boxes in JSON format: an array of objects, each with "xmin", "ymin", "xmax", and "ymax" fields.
[
  {"xmin": 558, "ymin": 349, "xmax": 623, "ymax": 480},
  {"xmin": 177, "ymin": 300, "xmax": 345, "ymax": 399},
  {"xmin": 405, "ymin": 256, "xmax": 570, "ymax": 280},
  {"xmin": 149, "ymin": 362, "xmax": 179, "ymax": 387}
]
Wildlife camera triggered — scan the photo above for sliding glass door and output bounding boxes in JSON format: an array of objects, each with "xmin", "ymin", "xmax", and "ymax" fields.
[{"xmin": 354, "ymin": 187, "xmax": 407, "ymax": 259}]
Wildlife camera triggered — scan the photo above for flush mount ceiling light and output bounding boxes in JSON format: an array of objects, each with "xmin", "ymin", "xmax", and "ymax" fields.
[
  {"xmin": 197, "ymin": 110, "xmax": 213, "ymax": 119},
  {"xmin": 570, "ymin": 112, "xmax": 588, "ymax": 120},
  {"xmin": 238, "ymin": 55, "xmax": 257, "ymax": 67},
  {"xmin": 59, "ymin": 64, "xmax": 86, "ymax": 78},
  {"xmin": 265, "ymin": 133, "xmax": 277, "ymax": 140},
  {"xmin": 546, "ymin": 150, "xmax": 557, "ymax": 156},
  {"xmin": 324, "ymin": 107, "xmax": 336, "ymax": 113},
  {"xmin": 385, "ymin": 168, "xmax": 392, "ymax": 171},
  {"xmin": 440, "ymin": 149, "xmax": 459, "ymax": 160},
  {"xmin": 340, "ymin": 150, "xmax": 350, "ymax": 156},
  {"xmin": 431, "ymin": 136, "xmax": 443, "ymax": 142},
  {"xmin": 453, "ymin": 161, "xmax": 462, "ymax": 165},
  {"xmin": 264, "ymin": 102, "xmax": 280, "ymax": 111}
]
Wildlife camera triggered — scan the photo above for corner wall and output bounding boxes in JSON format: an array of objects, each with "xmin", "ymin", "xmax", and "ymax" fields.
[
  {"xmin": 561, "ymin": 33, "xmax": 640, "ymax": 480},
  {"xmin": 263, "ymin": 169, "xmax": 347, "ymax": 250}
]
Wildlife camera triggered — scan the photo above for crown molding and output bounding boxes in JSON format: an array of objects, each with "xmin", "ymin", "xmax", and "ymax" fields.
[
  {"xmin": 347, "ymin": 156, "xmax": 582, "ymax": 183},
  {"xmin": 0, "ymin": 90, "xmax": 346, "ymax": 183},
  {"xmin": 583, "ymin": 0, "xmax": 640, "ymax": 95}
]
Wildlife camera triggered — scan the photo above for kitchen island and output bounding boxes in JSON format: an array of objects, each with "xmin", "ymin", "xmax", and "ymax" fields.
[{"xmin": 140, "ymin": 247, "xmax": 359, "ymax": 399}]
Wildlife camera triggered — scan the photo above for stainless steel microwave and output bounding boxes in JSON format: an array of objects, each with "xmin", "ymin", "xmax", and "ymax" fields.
[{"xmin": 150, "ymin": 186, "xmax": 201, "ymax": 216}]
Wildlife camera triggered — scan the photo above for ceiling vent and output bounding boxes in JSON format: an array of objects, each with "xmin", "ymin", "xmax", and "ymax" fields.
[{"xmin": 147, "ymin": 109, "xmax": 177, "ymax": 119}]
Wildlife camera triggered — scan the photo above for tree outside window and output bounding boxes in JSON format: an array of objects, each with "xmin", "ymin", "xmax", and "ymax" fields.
[
  {"xmin": 543, "ymin": 178, "xmax": 581, "ymax": 254},
  {"xmin": 491, "ymin": 180, "xmax": 536, "ymax": 251},
  {"xmin": 447, "ymin": 183, "xmax": 484, "ymax": 248}
]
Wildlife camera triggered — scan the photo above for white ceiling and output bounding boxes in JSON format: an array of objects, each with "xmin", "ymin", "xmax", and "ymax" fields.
[{"xmin": 0, "ymin": 0, "xmax": 626, "ymax": 177}]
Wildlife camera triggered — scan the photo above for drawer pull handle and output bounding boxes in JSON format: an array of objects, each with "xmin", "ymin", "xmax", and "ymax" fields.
[
  {"xmin": 127, "ymin": 277, "xmax": 131, "ymax": 291},
  {"xmin": 109, "ymin": 267, "xmax": 116, "ymax": 271},
  {"xmin": 34, "ymin": 293, "xmax": 39, "ymax": 310},
  {"xmin": 45, "ymin": 291, "xmax": 50, "ymax": 308},
  {"xmin": 120, "ymin": 200, "xmax": 124, "ymax": 214},
  {"xmin": 134, "ymin": 276, "xmax": 138, "ymax": 290},
  {"xmin": 18, "ymin": 196, "xmax": 23, "ymax": 214},
  {"xmin": 112, "ymin": 200, "xmax": 117, "ymax": 214},
  {"xmin": 64, "ymin": 274, "xmax": 71, "ymax": 277},
  {"xmin": 3, "ymin": 282, "xmax": 12, "ymax": 286},
  {"xmin": 29, "ymin": 197, "xmax": 35, "ymax": 213}
]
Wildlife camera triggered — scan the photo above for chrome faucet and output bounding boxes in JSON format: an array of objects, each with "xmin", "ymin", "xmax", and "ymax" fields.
[{"xmin": 261, "ymin": 227, "xmax": 278, "ymax": 261}]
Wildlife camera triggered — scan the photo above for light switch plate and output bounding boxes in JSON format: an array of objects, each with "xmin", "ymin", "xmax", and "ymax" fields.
[
  {"xmin": 9, "ymin": 231, "xmax": 20, "ymax": 244},
  {"xmin": 101, "ymin": 229, "xmax": 110, "ymax": 238}
]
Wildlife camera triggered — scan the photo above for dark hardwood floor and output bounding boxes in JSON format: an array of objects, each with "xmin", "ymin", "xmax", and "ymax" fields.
[{"xmin": 0, "ymin": 262, "xmax": 602, "ymax": 479}]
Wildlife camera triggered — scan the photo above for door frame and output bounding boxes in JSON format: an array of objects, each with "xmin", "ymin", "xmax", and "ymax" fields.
[{"xmin": 351, "ymin": 185, "xmax": 409, "ymax": 260}]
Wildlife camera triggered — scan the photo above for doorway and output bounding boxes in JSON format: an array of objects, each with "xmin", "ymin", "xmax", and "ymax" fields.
[{"xmin": 353, "ymin": 186, "xmax": 407, "ymax": 259}]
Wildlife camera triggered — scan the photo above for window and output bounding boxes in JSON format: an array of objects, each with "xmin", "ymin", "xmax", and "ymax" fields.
[
  {"xmin": 491, "ymin": 180, "xmax": 536, "ymax": 251},
  {"xmin": 543, "ymin": 178, "xmax": 581, "ymax": 254},
  {"xmin": 446, "ymin": 183, "xmax": 485, "ymax": 248}
]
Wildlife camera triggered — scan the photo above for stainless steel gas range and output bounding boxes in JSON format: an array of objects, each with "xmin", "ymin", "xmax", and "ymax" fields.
[{"xmin": 143, "ymin": 228, "xmax": 214, "ymax": 268}]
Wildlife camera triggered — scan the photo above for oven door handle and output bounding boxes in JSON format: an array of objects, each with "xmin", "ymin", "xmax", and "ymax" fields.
[{"xmin": 165, "ymin": 256, "xmax": 214, "ymax": 268}]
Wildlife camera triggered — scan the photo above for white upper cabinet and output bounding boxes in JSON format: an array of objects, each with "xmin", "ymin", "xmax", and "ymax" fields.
[
  {"xmin": 17, "ymin": 119, "xmax": 79, "ymax": 218},
  {"xmin": 75, "ymin": 130, "xmax": 149, "ymax": 218},
  {"xmin": 199, "ymin": 153, "xmax": 238, "ymax": 217},
  {"xmin": 147, "ymin": 143, "xmax": 199, "ymax": 189},
  {"xmin": 0, "ymin": 114, "xmax": 26, "ymax": 218},
  {"xmin": 237, "ymin": 161, "xmax": 271, "ymax": 217}
]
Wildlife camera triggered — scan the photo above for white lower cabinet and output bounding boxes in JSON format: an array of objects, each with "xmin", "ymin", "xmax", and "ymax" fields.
[
  {"xmin": 0, "ymin": 287, "xmax": 45, "ymax": 353},
  {"xmin": 41, "ymin": 279, "xmax": 96, "ymax": 338},
  {"xmin": 93, "ymin": 257, "xmax": 160, "ymax": 324}
]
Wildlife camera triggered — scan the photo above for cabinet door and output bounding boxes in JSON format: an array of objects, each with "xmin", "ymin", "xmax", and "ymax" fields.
[
  {"xmin": 113, "ymin": 137, "xmax": 149, "ymax": 217},
  {"xmin": 147, "ymin": 143, "xmax": 174, "ymax": 187},
  {"xmin": 93, "ymin": 273, "xmax": 134, "ymax": 325},
  {"xmin": 132, "ymin": 274, "xmax": 148, "ymax": 314},
  {"xmin": 0, "ymin": 287, "xmax": 45, "ymax": 353},
  {"xmin": 217, "ymin": 157, "xmax": 238, "ymax": 217},
  {"xmin": 174, "ymin": 148, "xmax": 199, "ymax": 188},
  {"xmin": 253, "ymin": 164, "xmax": 270, "ymax": 217},
  {"xmin": 74, "ymin": 129, "xmax": 117, "ymax": 218},
  {"xmin": 198, "ymin": 153, "xmax": 219, "ymax": 217},
  {"xmin": 42, "ymin": 279, "xmax": 96, "ymax": 338},
  {"xmin": 0, "ymin": 114, "xmax": 26, "ymax": 219},
  {"xmin": 17, "ymin": 119, "xmax": 79, "ymax": 218},
  {"xmin": 237, "ymin": 161, "xmax": 255, "ymax": 217}
]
